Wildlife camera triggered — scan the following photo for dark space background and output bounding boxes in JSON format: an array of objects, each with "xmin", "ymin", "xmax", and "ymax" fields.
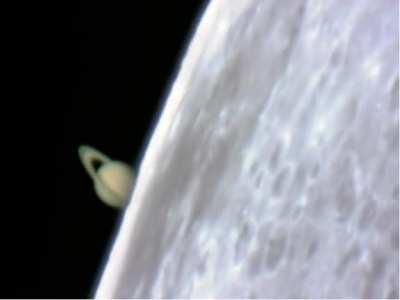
[{"xmin": 10, "ymin": 0, "xmax": 205, "ymax": 298}]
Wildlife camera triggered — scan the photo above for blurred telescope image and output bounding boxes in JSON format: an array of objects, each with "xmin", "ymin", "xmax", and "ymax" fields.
[{"xmin": 16, "ymin": 0, "xmax": 399, "ymax": 298}]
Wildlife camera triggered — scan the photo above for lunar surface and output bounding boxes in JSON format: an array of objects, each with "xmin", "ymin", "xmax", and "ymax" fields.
[{"xmin": 95, "ymin": 0, "xmax": 399, "ymax": 298}]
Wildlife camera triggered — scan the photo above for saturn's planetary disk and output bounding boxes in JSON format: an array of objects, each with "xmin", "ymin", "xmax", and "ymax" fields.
[{"xmin": 78, "ymin": 145, "xmax": 134, "ymax": 208}]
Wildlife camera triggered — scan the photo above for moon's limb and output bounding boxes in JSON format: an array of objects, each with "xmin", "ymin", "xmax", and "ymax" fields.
[
  {"xmin": 95, "ymin": 0, "xmax": 398, "ymax": 298},
  {"xmin": 78, "ymin": 145, "xmax": 134, "ymax": 208}
]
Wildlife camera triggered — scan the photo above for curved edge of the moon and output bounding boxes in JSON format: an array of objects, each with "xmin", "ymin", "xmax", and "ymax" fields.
[{"xmin": 93, "ymin": 1, "xmax": 224, "ymax": 297}]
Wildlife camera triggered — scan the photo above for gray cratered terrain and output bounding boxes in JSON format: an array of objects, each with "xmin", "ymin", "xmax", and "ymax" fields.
[{"xmin": 95, "ymin": 0, "xmax": 399, "ymax": 298}]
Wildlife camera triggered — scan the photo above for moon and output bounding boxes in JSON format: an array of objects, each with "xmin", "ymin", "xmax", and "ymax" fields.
[{"xmin": 95, "ymin": 0, "xmax": 398, "ymax": 298}]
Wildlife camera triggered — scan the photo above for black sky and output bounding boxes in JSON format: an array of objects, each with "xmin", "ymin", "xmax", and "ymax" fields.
[{"xmin": 12, "ymin": 0, "xmax": 205, "ymax": 298}]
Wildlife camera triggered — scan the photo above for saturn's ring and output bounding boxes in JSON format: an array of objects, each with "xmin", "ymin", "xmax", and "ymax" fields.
[{"xmin": 78, "ymin": 145, "xmax": 112, "ymax": 181}]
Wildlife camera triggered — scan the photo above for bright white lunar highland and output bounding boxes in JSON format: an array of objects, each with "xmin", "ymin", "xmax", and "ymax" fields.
[{"xmin": 96, "ymin": 0, "xmax": 399, "ymax": 298}]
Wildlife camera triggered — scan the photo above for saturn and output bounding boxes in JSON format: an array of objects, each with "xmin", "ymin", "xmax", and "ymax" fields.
[{"xmin": 78, "ymin": 145, "xmax": 134, "ymax": 208}]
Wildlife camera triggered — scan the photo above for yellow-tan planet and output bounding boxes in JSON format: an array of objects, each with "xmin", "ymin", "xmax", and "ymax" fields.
[{"xmin": 78, "ymin": 145, "xmax": 134, "ymax": 208}]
